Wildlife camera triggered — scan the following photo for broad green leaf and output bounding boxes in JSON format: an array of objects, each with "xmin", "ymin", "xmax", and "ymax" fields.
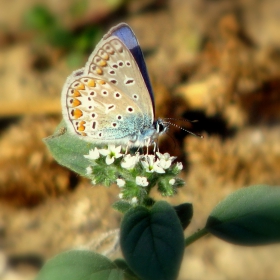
[
  {"xmin": 206, "ymin": 185, "xmax": 280, "ymax": 245},
  {"xmin": 112, "ymin": 200, "xmax": 132, "ymax": 213},
  {"xmin": 36, "ymin": 250, "xmax": 123, "ymax": 280},
  {"xmin": 120, "ymin": 201, "xmax": 184, "ymax": 280},
  {"xmin": 44, "ymin": 120, "xmax": 92, "ymax": 176},
  {"xmin": 114, "ymin": 259, "xmax": 139, "ymax": 280},
  {"xmin": 174, "ymin": 203, "xmax": 193, "ymax": 230}
]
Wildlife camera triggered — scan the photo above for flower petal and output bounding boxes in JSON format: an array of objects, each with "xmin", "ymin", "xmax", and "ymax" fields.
[{"xmin": 106, "ymin": 156, "xmax": 115, "ymax": 165}]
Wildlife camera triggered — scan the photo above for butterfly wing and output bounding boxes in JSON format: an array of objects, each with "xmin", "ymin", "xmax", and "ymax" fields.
[
  {"xmin": 61, "ymin": 23, "xmax": 155, "ymax": 145},
  {"xmin": 106, "ymin": 23, "xmax": 155, "ymax": 113},
  {"xmin": 84, "ymin": 24, "xmax": 154, "ymax": 120},
  {"xmin": 61, "ymin": 74, "xmax": 149, "ymax": 143}
]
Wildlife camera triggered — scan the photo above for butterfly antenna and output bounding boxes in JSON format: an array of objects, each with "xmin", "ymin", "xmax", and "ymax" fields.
[
  {"xmin": 161, "ymin": 119, "xmax": 204, "ymax": 138},
  {"xmin": 163, "ymin": 117, "xmax": 200, "ymax": 124}
]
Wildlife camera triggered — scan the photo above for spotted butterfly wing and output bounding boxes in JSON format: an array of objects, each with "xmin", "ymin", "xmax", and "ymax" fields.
[
  {"xmin": 61, "ymin": 23, "xmax": 157, "ymax": 146},
  {"xmin": 108, "ymin": 23, "xmax": 155, "ymax": 113}
]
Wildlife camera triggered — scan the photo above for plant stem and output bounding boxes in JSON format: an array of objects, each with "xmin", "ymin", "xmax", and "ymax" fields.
[{"xmin": 185, "ymin": 227, "xmax": 209, "ymax": 247}]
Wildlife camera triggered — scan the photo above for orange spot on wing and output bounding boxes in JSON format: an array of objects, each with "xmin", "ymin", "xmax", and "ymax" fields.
[
  {"xmin": 73, "ymin": 90, "xmax": 81, "ymax": 97},
  {"xmin": 72, "ymin": 99, "xmax": 81, "ymax": 107},
  {"xmin": 97, "ymin": 80, "xmax": 106, "ymax": 85},
  {"xmin": 75, "ymin": 83, "xmax": 85, "ymax": 90},
  {"xmin": 77, "ymin": 121, "xmax": 86, "ymax": 131},
  {"xmin": 73, "ymin": 109, "xmax": 83, "ymax": 119},
  {"xmin": 99, "ymin": 60, "xmax": 107, "ymax": 67},
  {"xmin": 103, "ymin": 53, "xmax": 109, "ymax": 60},
  {"xmin": 96, "ymin": 67, "xmax": 103, "ymax": 75},
  {"xmin": 87, "ymin": 79, "xmax": 96, "ymax": 87}
]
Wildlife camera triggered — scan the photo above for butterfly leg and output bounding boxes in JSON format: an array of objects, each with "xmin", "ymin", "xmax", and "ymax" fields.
[
  {"xmin": 153, "ymin": 142, "xmax": 158, "ymax": 154},
  {"xmin": 125, "ymin": 145, "xmax": 129, "ymax": 154},
  {"xmin": 144, "ymin": 139, "xmax": 151, "ymax": 155}
]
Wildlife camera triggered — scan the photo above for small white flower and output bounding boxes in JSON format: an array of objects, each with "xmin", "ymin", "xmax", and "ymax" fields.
[
  {"xmin": 169, "ymin": 178, "xmax": 175, "ymax": 185},
  {"xmin": 84, "ymin": 147, "xmax": 100, "ymax": 160},
  {"xmin": 136, "ymin": 176, "xmax": 149, "ymax": 187},
  {"xmin": 86, "ymin": 166, "xmax": 92, "ymax": 175},
  {"xmin": 176, "ymin": 162, "xmax": 183, "ymax": 171},
  {"xmin": 153, "ymin": 161, "xmax": 165, "ymax": 173},
  {"xmin": 116, "ymin": 178, "xmax": 125, "ymax": 188},
  {"xmin": 121, "ymin": 153, "xmax": 140, "ymax": 169},
  {"xmin": 119, "ymin": 193, "xmax": 123, "ymax": 199},
  {"xmin": 131, "ymin": 197, "xmax": 138, "ymax": 204},
  {"xmin": 99, "ymin": 145, "xmax": 123, "ymax": 165},
  {"xmin": 156, "ymin": 152, "xmax": 176, "ymax": 169},
  {"xmin": 141, "ymin": 155, "xmax": 165, "ymax": 174}
]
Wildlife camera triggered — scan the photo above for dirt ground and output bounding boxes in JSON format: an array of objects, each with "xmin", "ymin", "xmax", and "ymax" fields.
[{"xmin": 1, "ymin": 0, "xmax": 280, "ymax": 279}]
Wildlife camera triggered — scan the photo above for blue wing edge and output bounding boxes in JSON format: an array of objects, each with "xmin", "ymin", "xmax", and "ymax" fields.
[{"xmin": 104, "ymin": 23, "xmax": 155, "ymax": 114}]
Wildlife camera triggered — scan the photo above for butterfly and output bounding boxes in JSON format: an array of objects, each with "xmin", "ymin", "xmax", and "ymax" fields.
[{"xmin": 61, "ymin": 23, "xmax": 167, "ymax": 148}]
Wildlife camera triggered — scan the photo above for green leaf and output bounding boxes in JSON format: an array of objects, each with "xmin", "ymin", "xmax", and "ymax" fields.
[
  {"xmin": 120, "ymin": 201, "xmax": 184, "ymax": 280},
  {"xmin": 206, "ymin": 185, "xmax": 280, "ymax": 245},
  {"xmin": 44, "ymin": 121, "xmax": 93, "ymax": 176},
  {"xmin": 114, "ymin": 259, "xmax": 139, "ymax": 280},
  {"xmin": 112, "ymin": 200, "xmax": 132, "ymax": 214},
  {"xmin": 36, "ymin": 250, "xmax": 123, "ymax": 280},
  {"xmin": 174, "ymin": 203, "xmax": 193, "ymax": 230}
]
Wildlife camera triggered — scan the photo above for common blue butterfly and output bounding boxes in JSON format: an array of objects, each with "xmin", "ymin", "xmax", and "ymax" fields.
[{"xmin": 61, "ymin": 23, "xmax": 167, "ymax": 148}]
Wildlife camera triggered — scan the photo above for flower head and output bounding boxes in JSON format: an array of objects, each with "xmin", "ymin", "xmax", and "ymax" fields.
[
  {"xmin": 141, "ymin": 155, "xmax": 165, "ymax": 173},
  {"xmin": 99, "ymin": 145, "xmax": 123, "ymax": 165},
  {"xmin": 116, "ymin": 178, "xmax": 125, "ymax": 188},
  {"xmin": 121, "ymin": 153, "xmax": 140, "ymax": 169},
  {"xmin": 84, "ymin": 147, "xmax": 100, "ymax": 160},
  {"xmin": 156, "ymin": 152, "xmax": 176, "ymax": 169},
  {"xmin": 175, "ymin": 162, "xmax": 183, "ymax": 171},
  {"xmin": 131, "ymin": 197, "xmax": 138, "ymax": 204},
  {"xmin": 86, "ymin": 166, "xmax": 92, "ymax": 175},
  {"xmin": 136, "ymin": 176, "xmax": 149, "ymax": 187},
  {"xmin": 169, "ymin": 178, "xmax": 175, "ymax": 185}
]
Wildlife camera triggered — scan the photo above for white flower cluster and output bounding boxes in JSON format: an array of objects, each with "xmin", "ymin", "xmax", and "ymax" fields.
[
  {"xmin": 84, "ymin": 145, "xmax": 122, "ymax": 165},
  {"xmin": 84, "ymin": 145, "xmax": 184, "ymax": 204},
  {"xmin": 84, "ymin": 145, "xmax": 182, "ymax": 173}
]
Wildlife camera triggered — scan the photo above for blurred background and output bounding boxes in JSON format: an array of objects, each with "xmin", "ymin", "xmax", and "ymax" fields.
[{"xmin": 1, "ymin": 0, "xmax": 280, "ymax": 279}]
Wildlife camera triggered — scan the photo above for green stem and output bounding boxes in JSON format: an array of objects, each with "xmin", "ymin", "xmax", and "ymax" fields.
[{"xmin": 185, "ymin": 227, "xmax": 209, "ymax": 247}]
